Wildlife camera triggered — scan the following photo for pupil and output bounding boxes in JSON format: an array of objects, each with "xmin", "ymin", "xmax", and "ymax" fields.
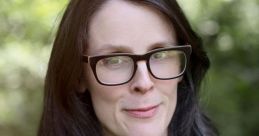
[
  {"xmin": 110, "ymin": 58, "xmax": 119, "ymax": 64},
  {"xmin": 154, "ymin": 52, "xmax": 166, "ymax": 59},
  {"xmin": 104, "ymin": 57, "xmax": 121, "ymax": 65}
]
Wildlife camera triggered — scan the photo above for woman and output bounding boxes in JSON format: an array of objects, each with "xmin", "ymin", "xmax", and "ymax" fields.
[{"xmin": 38, "ymin": 0, "xmax": 218, "ymax": 136}]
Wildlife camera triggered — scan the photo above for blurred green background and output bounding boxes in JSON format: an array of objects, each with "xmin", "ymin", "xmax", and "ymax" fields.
[{"xmin": 0, "ymin": 0, "xmax": 258, "ymax": 136}]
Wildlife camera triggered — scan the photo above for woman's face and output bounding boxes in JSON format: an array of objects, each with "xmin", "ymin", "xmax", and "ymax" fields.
[{"xmin": 84, "ymin": 0, "xmax": 180, "ymax": 136}]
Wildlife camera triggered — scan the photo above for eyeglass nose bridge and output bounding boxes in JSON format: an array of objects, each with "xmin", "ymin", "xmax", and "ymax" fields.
[
  {"xmin": 127, "ymin": 53, "xmax": 160, "ymax": 85},
  {"xmin": 131, "ymin": 58, "xmax": 152, "ymax": 77}
]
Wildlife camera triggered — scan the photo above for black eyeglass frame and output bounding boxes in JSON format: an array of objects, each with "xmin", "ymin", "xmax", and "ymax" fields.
[{"xmin": 82, "ymin": 45, "xmax": 192, "ymax": 86}]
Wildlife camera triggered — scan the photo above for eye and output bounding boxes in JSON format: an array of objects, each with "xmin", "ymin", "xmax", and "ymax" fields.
[
  {"xmin": 103, "ymin": 56, "xmax": 123, "ymax": 65},
  {"xmin": 151, "ymin": 51, "xmax": 168, "ymax": 60},
  {"xmin": 99, "ymin": 56, "xmax": 132, "ymax": 69}
]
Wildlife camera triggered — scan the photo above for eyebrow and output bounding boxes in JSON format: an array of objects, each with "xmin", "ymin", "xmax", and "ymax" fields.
[
  {"xmin": 92, "ymin": 44, "xmax": 132, "ymax": 55},
  {"xmin": 148, "ymin": 42, "xmax": 175, "ymax": 50},
  {"xmin": 92, "ymin": 42, "xmax": 176, "ymax": 55}
]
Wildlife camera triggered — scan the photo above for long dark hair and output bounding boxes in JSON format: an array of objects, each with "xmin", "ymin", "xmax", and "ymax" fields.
[{"xmin": 38, "ymin": 0, "xmax": 218, "ymax": 136}]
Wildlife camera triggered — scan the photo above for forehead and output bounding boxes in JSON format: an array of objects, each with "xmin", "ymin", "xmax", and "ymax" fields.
[{"xmin": 87, "ymin": 0, "xmax": 177, "ymax": 55}]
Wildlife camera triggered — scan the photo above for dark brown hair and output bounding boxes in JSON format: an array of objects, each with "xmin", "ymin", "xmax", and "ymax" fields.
[{"xmin": 38, "ymin": 0, "xmax": 218, "ymax": 136}]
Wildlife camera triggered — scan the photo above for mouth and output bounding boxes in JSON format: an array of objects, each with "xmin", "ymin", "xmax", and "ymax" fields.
[{"xmin": 124, "ymin": 104, "xmax": 160, "ymax": 119}]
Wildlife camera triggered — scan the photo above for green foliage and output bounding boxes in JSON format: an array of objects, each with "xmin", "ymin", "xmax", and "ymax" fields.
[
  {"xmin": 0, "ymin": 0, "xmax": 258, "ymax": 136},
  {"xmin": 180, "ymin": 0, "xmax": 259, "ymax": 135},
  {"xmin": 0, "ymin": 0, "xmax": 67, "ymax": 136}
]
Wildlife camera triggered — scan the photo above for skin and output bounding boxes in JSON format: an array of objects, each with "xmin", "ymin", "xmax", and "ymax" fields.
[{"xmin": 83, "ymin": 0, "xmax": 181, "ymax": 136}]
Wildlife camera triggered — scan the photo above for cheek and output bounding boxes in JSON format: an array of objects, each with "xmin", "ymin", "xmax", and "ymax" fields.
[
  {"xmin": 164, "ymin": 79, "xmax": 178, "ymax": 104},
  {"xmin": 84, "ymin": 65, "xmax": 117, "ymax": 121},
  {"xmin": 157, "ymin": 79, "xmax": 178, "ymax": 97},
  {"xmin": 86, "ymin": 72, "xmax": 125, "ymax": 106},
  {"xmin": 86, "ymin": 69, "xmax": 120, "ymax": 113},
  {"xmin": 85, "ymin": 66, "xmax": 127, "ymax": 133},
  {"xmin": 85, "ymin": 64, "xmax": 126, "ymax": 103},
  {"xmin": 88, "ymin": 82, "xmax": 129, "ymax": 135},
  {"xmin": 156, "ymin": 79, "xmax": 178, "ymax": 117}
]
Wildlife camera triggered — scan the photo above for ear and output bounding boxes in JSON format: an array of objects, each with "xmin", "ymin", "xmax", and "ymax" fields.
[
  {"xmin": 77, "ymin": 76, "xmax": 88, "ymax": 93},
  {"xmin": 177, "ymin": 76, "xmax": 183, "ymax": 83}
]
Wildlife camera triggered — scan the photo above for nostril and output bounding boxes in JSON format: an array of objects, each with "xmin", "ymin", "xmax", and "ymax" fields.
[{"xmin": 133, "ymin": 81, "xmax": 154, "ymax": 94}]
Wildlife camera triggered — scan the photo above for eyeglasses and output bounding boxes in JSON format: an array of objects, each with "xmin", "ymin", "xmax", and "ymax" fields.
[{"xmin": 82, "ymin": 45, "xmax": 192, "ymax": 86}]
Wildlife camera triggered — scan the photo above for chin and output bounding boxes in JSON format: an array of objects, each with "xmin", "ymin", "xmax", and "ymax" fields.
[
  {"xmin": 126, "ymin": 128, "xmax": 167, "ymax": 136},
  {"xmin": 120, "ymin": 120, "xmax": 167, "ymax": 136}
]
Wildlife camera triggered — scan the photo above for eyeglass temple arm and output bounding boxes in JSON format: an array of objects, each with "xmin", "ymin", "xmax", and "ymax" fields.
[{"xmin": 82, "ymin": 55, "xmax": 89, "ymax": 63}]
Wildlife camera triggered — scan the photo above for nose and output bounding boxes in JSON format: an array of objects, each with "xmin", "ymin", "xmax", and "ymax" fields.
[{"xmin": 130, "ymin": 61, "xmax": 154, "ymax": 94}]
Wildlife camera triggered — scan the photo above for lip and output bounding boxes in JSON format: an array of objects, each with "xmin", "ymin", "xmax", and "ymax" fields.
[{"xmin": 124, "ymin": 105, "xmax": 159, "ymax": 119}]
